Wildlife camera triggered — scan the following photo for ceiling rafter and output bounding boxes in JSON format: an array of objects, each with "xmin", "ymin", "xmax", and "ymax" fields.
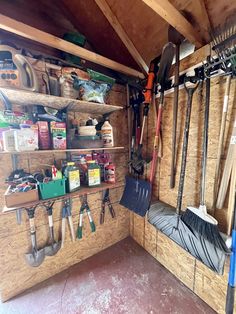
[
  {"xmin": 187, "ymin": 0, "xmax": 212, "ymax": 43},
  {"xmin": 94, "ymin": 0, "xmax": 149, "ymax": 75},
  {"xmin": 141, "ymin": 0, "xmax": 204, "ymax": 48},
  {"xmin": 0, "ymin": 14, "xmax": 145, "ymax": 79}
]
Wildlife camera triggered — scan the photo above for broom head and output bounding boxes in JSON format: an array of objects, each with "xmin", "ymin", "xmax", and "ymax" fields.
[{"xmin": 181, "ymin": 205, "xmax": 230, "ymax": 253}]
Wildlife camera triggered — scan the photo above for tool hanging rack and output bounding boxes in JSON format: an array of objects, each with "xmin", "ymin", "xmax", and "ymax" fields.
[{"xmin": 3, "ymin": 181, "xmax": 124, "ymax": 213}]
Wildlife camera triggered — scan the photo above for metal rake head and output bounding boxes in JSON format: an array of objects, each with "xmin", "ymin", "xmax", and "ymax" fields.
[{"xmin": 210, "ymin": 18, "xmax": 236, "ymax": 74}]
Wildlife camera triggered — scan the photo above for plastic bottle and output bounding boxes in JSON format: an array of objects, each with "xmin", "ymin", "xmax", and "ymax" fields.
[
  {"xmin": 101, "ymin": 118, "xmax": 114, "ymax": 147},
  {"xmin": 87, "ymin": 160, "xmax": 101, "ymax": 187},
  {"xmin": 0, "ymin": 122, "xmax": 10, "ymax": 151},
  {"xmin": 63, "ymin": 162, "xmax": 80, "ymax": 193},
  {"xmin": 105, "ymin": 162, "xmax": 116, "ymax": 184},
  {"xmin": 2, "ymin": 128, "xmax": 16, "ymax": 152}
]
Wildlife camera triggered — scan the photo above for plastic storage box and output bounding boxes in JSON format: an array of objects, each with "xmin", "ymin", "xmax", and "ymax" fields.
[{"xmin": 39, "ymin": 178, "xmax": 66, "ymax": 199}]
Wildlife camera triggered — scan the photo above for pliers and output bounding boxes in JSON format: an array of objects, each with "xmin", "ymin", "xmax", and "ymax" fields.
[
  {"xmin": 77, "ymin": 194, "xmax": 96, "ymax": 239},
  {"xmin": 100, "ymin": 189, "xmax": 115, "ymax": 224},
  {"xmin": 61, "ymin": 198, "xmax": 75, "ymax": 248}
]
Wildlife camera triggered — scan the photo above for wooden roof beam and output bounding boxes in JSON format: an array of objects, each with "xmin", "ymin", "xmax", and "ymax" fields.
[
  {"xmin": 0, "ymin": 14, "xmax": 145, "ymax": 79},
  {"xmin": 190, "ymin": 0, "xmax": 212, "ymax": 43},
  {"xmin": 94, "ymin": 0, "xmax": 149, "ymax": 75},
  {"xmin": 141, "ymin": 0, "xmax": 205, "ymax": 48}
]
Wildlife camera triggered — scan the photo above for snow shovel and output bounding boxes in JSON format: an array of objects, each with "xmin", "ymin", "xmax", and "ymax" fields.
[
  {"xmin": 120, "ymin": 43, "xmax": 175, "ymax": 216},
  {"xmin": 44, "ymin": 202, "xmax": 61, "ymax": 256},
  {"xmin": 25, "ymin": 207, "xmax": 45, "ymax": 267},
  {"xmin": 148, "ymin": 77, "xmax": 228, "ymax": 274}
]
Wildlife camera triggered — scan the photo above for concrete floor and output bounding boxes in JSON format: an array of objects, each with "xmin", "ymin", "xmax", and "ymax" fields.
[{"xmin": 0, "ymin": 237, "xmax": 215, "ymax": 314}]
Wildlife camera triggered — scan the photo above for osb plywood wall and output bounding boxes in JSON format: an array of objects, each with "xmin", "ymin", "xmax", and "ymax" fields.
[
  {"xmin": 130, "ymin": 76, "xmax": 236, "ymax": 313},
  {"xmin": 0, "ymin": 81, "xmax": 129, "ymax": 301}
]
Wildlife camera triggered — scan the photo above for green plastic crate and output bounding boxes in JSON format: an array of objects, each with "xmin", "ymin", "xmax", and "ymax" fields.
[{"xmin": 39, "ymin": 178, "xmax": 66, "ymax": 200}]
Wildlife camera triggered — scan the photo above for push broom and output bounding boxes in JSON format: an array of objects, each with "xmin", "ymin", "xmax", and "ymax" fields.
[
  {"xmin": 181, "ymin": 21, "xmax": 236, "ymax": 251},
  {"xmin": 181, "ymin": 69, "xmax": 228, "ymax": 251}
]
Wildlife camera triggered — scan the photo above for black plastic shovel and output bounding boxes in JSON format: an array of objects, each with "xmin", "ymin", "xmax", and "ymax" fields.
[
  {"xmin": 25, "ymin": 207, "xmax": 45, "ymax": 267},
  {"xmin": 44, "ymin": 202, "xmax": 61, "ymax": 256}
]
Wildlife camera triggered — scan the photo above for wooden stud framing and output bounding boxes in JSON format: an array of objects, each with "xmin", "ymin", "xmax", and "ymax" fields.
[
  {"xmin": 141, "ymin": 0, "xmax": 204, "ymax": 48},
  {"xmin": 0, "ymin": 14, "xmax": 145, "ymax": 79},
  {"xmin": 94, "ymin": 0, "xmax": 149, "ymax": 75},
  {"xmin": 191, "ymin": 0, "xmax": 212, "ymax": 43}
]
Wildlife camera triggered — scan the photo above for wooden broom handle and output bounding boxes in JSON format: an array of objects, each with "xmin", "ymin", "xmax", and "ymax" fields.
[{"xmin": 213, "ymin": 75, "xmax": 232, "ymax": 209}]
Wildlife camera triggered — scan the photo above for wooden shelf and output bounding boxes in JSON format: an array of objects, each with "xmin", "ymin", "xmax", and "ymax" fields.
[
  {"xmin": 2, "ymin": 182, "xmax": 124, "ymax": 213},
  {"xmin": 0, "ymin": 87, "xmax": 123, "ymax": 115},
  {"xmin": 0, "ymin": 147, "xmax": 125, "ymax": 155}
]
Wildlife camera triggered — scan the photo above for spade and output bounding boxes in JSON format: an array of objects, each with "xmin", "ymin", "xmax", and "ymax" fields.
[
  {"xmin": 44, "ymin": 202, "xmax": 61, "ymax": 256},
  {"xmin": 25, "ymin": 207, "xmax": 45, "ymax": 267}
]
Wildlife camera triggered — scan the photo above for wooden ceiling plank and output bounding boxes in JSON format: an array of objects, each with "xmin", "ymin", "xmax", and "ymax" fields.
[
  {"xmin": 141, "ymin": 0, "xmax": 204, "ymax": 48},
  {"xmin": 94, "ymin": 0, "xmax": 149, "ymax": 75},
  {"xmin": 0, "ymin": 14, "xmax": 144, "ymax": 79},
  {"xmin": 190, "ymin": 0, "xmax": 212, "ymax": 43}
]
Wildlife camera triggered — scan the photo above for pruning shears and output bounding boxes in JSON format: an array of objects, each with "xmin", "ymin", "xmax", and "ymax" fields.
[
  {"xmin": 100, "ymin": 189, "xmax": 115, "ymax": 224},
  {"xmin": 61, "ymin": 198, "xmax": 75, "ymax": 247},
  {"xmin": 77, "ymin": 194, "xmax": 96, "ymax": 239}
]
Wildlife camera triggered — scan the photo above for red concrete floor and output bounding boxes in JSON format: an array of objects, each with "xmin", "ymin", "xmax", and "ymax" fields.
[{"xmin": 0, "ymin": 237, "xmax": 216, "ymax": 314}]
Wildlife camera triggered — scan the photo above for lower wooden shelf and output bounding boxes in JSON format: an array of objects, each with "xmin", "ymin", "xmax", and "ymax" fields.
[
  {"xmin": 2, "ymin": 182, "xmax": 124, "ymax": 213},
  {"xmin": 0, "ymin": 147, "xmax": 125, "ymax": 155}
]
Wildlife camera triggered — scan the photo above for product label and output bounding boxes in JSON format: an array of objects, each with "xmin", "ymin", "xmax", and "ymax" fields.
[
  {"xmin": 223, "ymin": 95, "xmax": 229, "ymax": 112},
  {"xmin": 88, "ymin": 169, "xmax": 100, "ymax": 186},
  {"xmin": 105, "ymin": 165, "xmax": 115, "ymax": 183},
  {"xmin": 230, "ymin": 135, "xmax": 236, "ymax": 145},
  {"xmin": 68, "ymin": 170, "xmax": 80, "ymax": 191},
  {"xmin": 102, "ymin": 129, "xmax": 113, "ymax": 147}
]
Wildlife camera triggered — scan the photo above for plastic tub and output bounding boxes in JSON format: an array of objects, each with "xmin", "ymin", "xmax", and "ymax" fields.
[
  {"xmin": 39, "ymin": 178, "xmax": 66, "ymax": 199},
  {"xmin": 71, "ymin": 135, "xmax": 103, "ymax": 149}
]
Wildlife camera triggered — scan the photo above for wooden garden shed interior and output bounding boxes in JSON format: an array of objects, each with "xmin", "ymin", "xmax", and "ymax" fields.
[{"xmin": 0, "ymin": 0, "xmax": 235, "ymax": 313}]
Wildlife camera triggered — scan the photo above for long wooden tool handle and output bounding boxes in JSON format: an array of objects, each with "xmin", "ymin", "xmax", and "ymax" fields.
[
  {"xmin": 61, "ymin": 218, "xmax": 66, "ymax": 248},
  {"xmin": 68, "ymin": 215, "xmax": 76, "ymax": 242},
  {"xmin": 200, "ymin": 75, "xmax": 210, "ymax": 206},
  {"xmin": 217, "ymin": 118, "xmax": 236, "ymax": 209},
  {"xmin": 213, "ymin": 75, "xmax": 232, "ymax": 209},
  {"xmin": 170, "ymin": 44, "xmax": 180, "ymax": 189},
  {"xmin": 150, "ymin": 103, "xmax": 163, "ymax": 184}
]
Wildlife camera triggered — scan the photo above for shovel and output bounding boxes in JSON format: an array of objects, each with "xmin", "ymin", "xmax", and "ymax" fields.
[
  {"xmin": 120, "ymin": 43, "xmax": 175, "ymax": 216},
  {"xmin": 44, "ymin": 202, "xmax": 61, "ymax": 256},
  {"xmin": 168, "ymin": 25, "xmax": 185, "ymax": 189},
  {"xmin": 25, "ymin": 207, "xmax": 45, "ymax": 267}
]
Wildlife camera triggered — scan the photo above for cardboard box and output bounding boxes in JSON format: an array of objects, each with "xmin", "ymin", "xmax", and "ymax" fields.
[
  {"xmin": 4, "ymin": 186, "xmax": 39, "ymax": 208},
  {"xmin": 50, "ymin": 122, "xmax": 67, "ymax": 150},
  {"xmin": 37, "ymin": 121, "xmax": 50, "ymax": 149}
]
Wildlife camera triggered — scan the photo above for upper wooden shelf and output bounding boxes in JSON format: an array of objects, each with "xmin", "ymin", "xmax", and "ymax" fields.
[{"xmin": 0, "ymin": 87, "xmax": 123, "ymax": 115}]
